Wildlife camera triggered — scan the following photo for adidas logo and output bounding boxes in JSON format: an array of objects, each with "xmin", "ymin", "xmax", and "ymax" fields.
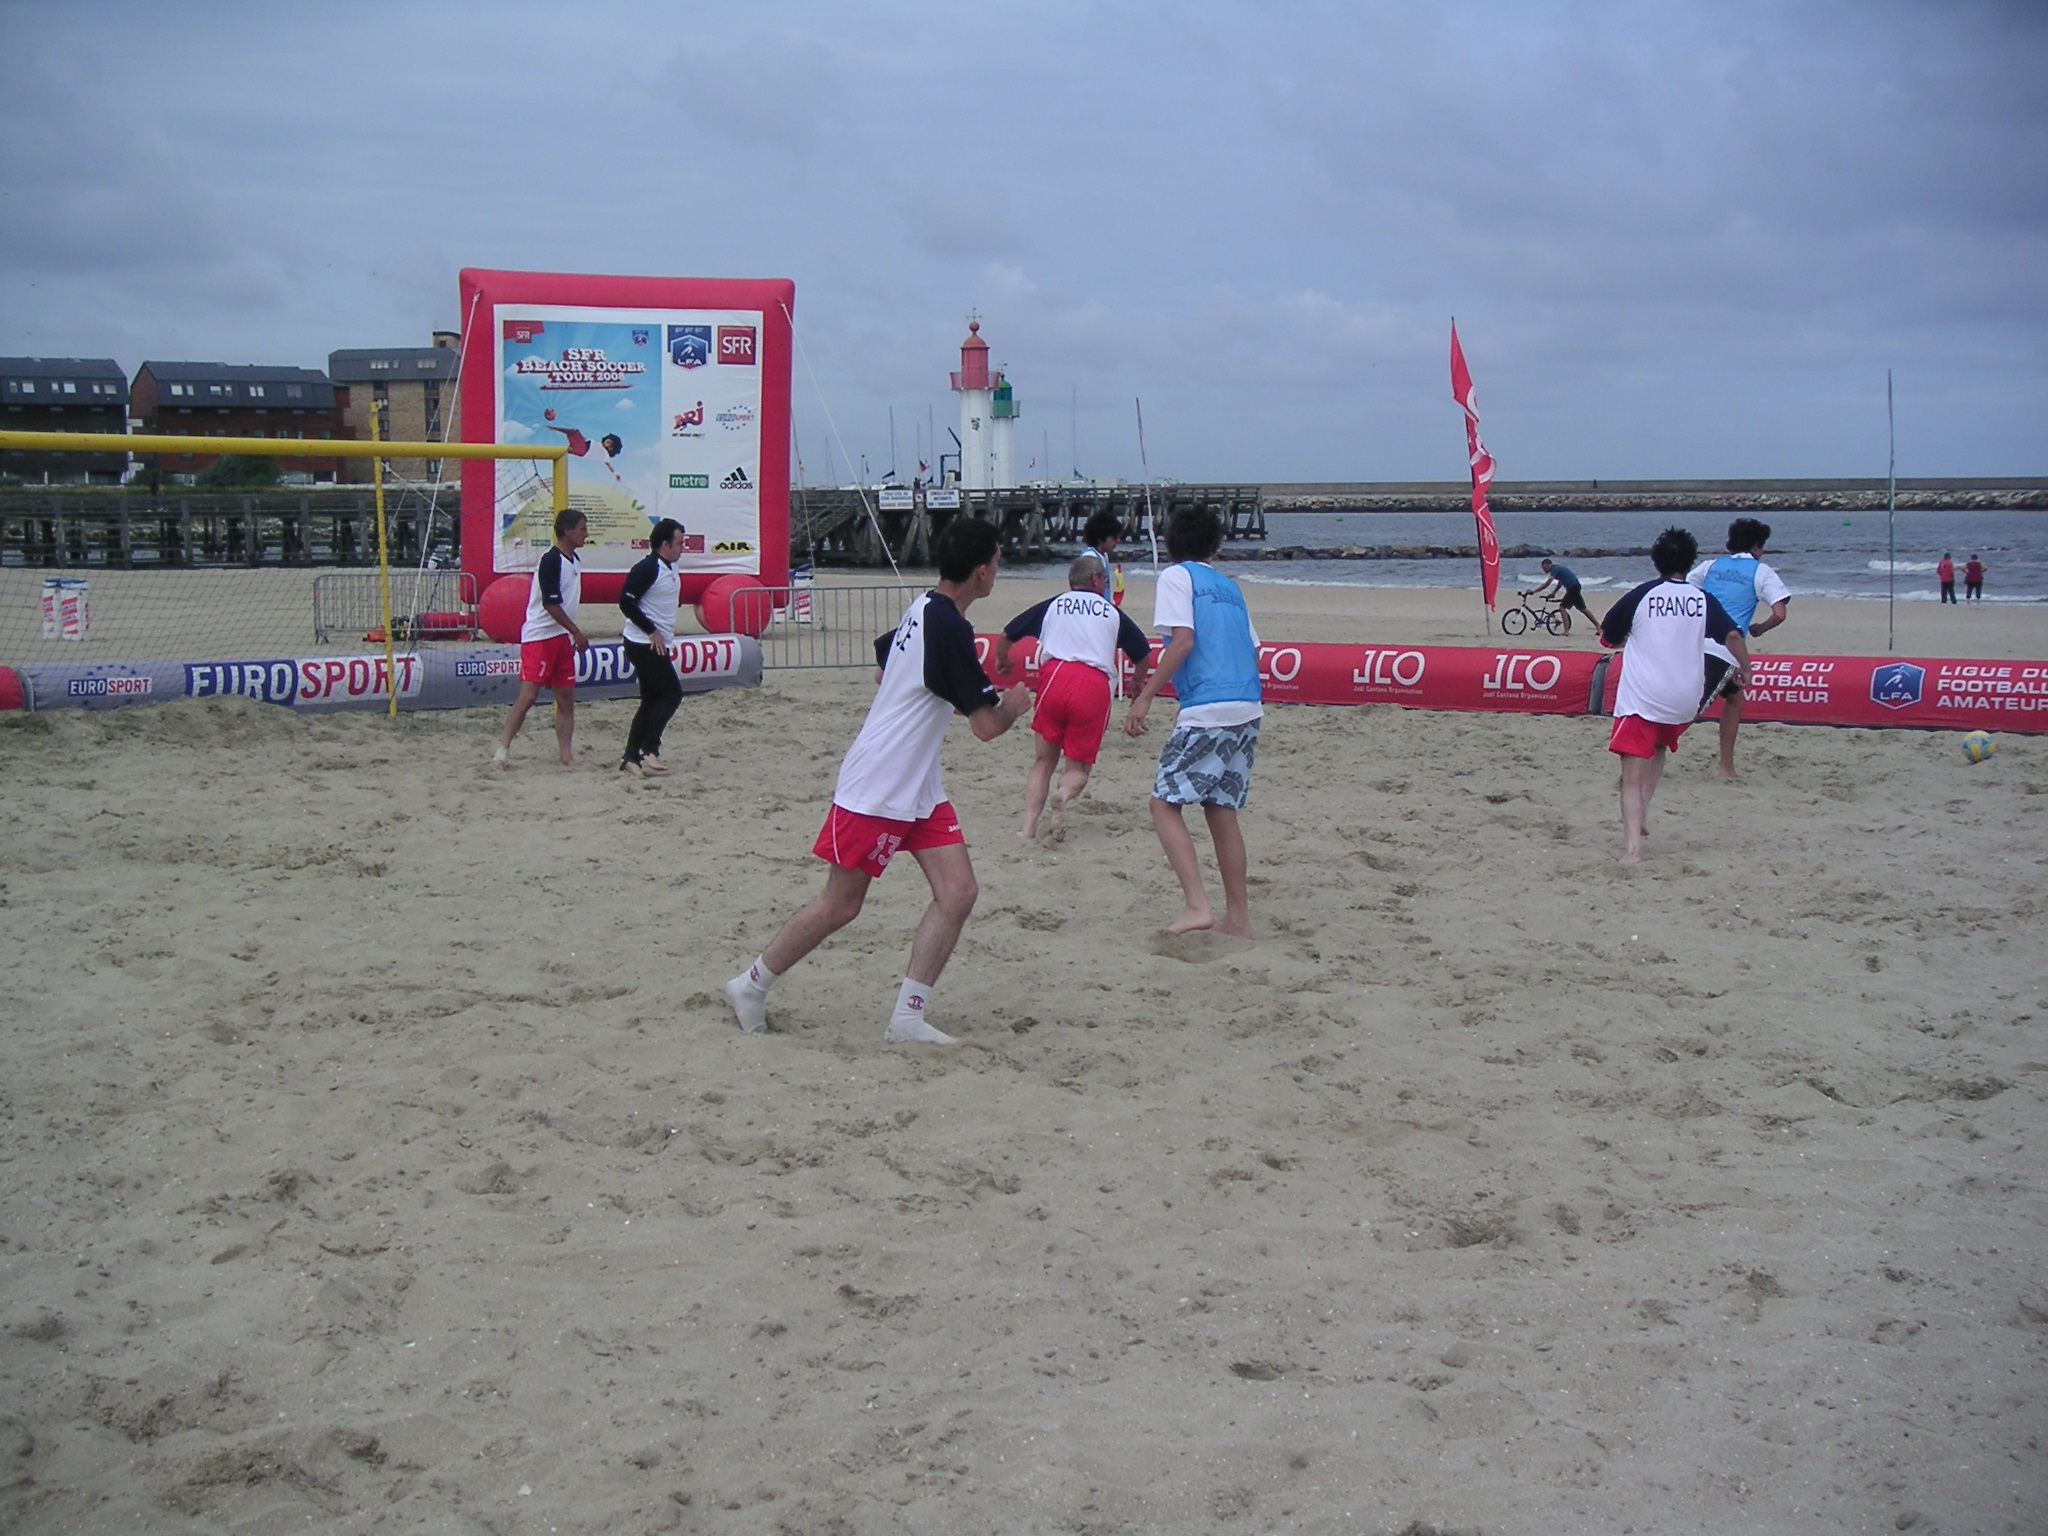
[{"xmin": 719, "ymin": 467, "xmax": 753, "ymax": 491}]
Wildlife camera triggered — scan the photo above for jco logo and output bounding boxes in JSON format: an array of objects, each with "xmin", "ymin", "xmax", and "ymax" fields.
[
  {"xmin": 1352, "ymin": 649, "xmax": 1426, "ymax": 687},
  {"xmin": 1482, "ymin": 653, "xmax": 1563, "ymax": 692}
]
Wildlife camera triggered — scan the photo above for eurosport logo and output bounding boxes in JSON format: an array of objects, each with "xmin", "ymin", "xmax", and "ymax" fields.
[
  {"xmin": 1870, "ymin": 661, "xmax": 1926, "ymax": 710},
  {"xmin": 720, "ymin": 467, "xmax": 753, "ymax": 491},
  {"xmin": 454, "ymin": 658, "xmax": 520, "ymax": 679},
  {"xmin": 670, "ymin": 473, "xmax": 710, "ymax": 489},
  {"xmin": 671, "ymin": 401, "xmax": 705, "ymax": 436},
  {"xmin": 717, "ymin": 326, "xmax": 757, "ymax": 365},
  {"xmin": 68, "ymin": 675, "xmax": 153, "ymax": 697},
  {"xmin": 668, "ymin": 326, "xmax": 711, "ymax": 369},
  {"xmin": 716, "ymin": 403, "xmax": 756, "ymax": 431},
  {"xmin": 186, "ymin": 660, "xmax": 298, "ymax": 704}
]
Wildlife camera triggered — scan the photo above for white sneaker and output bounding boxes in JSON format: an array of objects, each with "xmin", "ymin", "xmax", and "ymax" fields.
[
  {"xmin": 726, "ymin": 974, "xmax": 768, "ymax": 1034},
  {"xmin": 884, "ymin": 1017, "xmax": 956, "ymax": 1045}
]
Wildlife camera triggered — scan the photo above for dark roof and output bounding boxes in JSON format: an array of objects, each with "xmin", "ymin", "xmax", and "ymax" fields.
[
  {"xmin": 327, "ymin": 347, "xmax": 460, "ymax": 383},
  {"xmin": 0, "ymin": 357, "xmax": 126, "ymax": 384},
  {"xmin": 138, "ymin": 361, "xmax": 335, "ymax": 409}
]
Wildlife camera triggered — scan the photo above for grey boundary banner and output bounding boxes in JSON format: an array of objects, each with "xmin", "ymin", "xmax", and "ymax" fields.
[{"xmin": 6, "ymin": 637, "xmax": 762, "ymax": 713}]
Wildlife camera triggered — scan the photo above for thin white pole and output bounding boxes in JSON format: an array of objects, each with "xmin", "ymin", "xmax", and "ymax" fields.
[{"xmin": 1887, "ymin": 369, "xmax": 1896, "ymax": 652}]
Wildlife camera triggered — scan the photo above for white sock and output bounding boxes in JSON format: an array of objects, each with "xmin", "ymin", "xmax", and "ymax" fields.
[
  {"xmin": 725, "ymin": 957, "xmax": 778, "ymax": 1034},
  {"xmin": 885, "ymin": 979, "xmax": 954, "ymax": 1044}
]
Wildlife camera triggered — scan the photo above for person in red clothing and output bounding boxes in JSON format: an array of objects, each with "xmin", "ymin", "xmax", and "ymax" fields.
[
  {"xmin": 1937, "ymin": 553, "xmax": 1956, "ymax": 604},
  {"xmin": 1964, "ymin": 556, "xmax": 1986, "ymax": 601}
]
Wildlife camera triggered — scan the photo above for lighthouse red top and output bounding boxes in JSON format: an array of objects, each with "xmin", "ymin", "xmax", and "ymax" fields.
[{"xmin": 949, "ymin": 319, "xmax": 992, "ymax": 392}]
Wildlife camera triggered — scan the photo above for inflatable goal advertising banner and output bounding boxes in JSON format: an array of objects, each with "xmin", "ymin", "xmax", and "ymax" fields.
[{"xmin": 459, "ymin": 269, "xmax": 793, "ymax": 606}]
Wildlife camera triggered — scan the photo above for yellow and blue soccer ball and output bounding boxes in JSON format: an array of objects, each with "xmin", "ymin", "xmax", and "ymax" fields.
[{"xmin": 1963, "ymin": 730, "xmax": 1996, "ymax": 763}]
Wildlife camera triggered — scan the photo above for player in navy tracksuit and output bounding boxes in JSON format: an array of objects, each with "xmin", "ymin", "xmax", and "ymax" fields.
[{"xmin": 617, "ymin": 518, "xmax": 687, "ymax": 776}]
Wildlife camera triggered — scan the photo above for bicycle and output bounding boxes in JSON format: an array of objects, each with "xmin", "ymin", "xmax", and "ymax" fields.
[{"xmin": 1500, "ymin": 593, "xmax": 1567, "ymax": 637}]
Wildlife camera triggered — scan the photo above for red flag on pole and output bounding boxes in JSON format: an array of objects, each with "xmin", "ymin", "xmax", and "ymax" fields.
[{"xmin": 1449, "ymin": 322, "xmax": 1502, "ymax": 610}]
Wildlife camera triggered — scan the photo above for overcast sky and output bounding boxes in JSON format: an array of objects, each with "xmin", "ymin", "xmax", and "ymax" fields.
[{"xmin": 2, "ymin": 0, "xmax": 2042, "ymax": 482}]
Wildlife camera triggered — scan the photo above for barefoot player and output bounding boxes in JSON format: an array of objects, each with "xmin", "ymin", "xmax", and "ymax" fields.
[
  {"xmin": 725, "ymin": 518, "xmax": 1033, "ymax": 1045},
  {"xmin": 493, "ymin": 509, "xmax": 590, "ymax": 768},
  {"xmin": 994, "ymin": 557, "xmax": 1154, "ymax": 841},
  {"xmin": 1123, "ymin": 505, "xmax": 1262, "ymax": 938},
  {"xmin": 1600, "ymin": 528, "xmax": 1751, "ymax": 866},
  {"xmin": 1688, "ymin": 517, "xmax": 1791, "ymax": 780}
]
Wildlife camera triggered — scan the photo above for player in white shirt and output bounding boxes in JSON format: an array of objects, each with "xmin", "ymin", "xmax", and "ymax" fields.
[
  {"xmin": 1688, "ymin": 517, "xmax": 1792, "ymax": 780},
  {"xmin": 493, "ymin": 509, "xmax": 591, "ymax": 769},
  {"xmin": 994, "ymin": 557, "xmax": 1154, "ymax": 841},
  {"xmin": 1600, "ymin": 528, "xmax": 1751, "ymax": 865},
  {"xmin": 725, "ymin": 519, "xmax": 1034, "ymax": 1045}
]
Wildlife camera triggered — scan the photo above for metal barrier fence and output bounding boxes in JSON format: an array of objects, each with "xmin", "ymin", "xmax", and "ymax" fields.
[
  {"xmin": 733, "ymin": 583, "xmax": 927, "ymax": 669},
  {"xmin": 312, "ymin": 570, "xmax": 479, "ymax": 643}
]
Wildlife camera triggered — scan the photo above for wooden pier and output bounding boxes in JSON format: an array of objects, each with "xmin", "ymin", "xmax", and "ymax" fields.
[
  {"xmin": 0, "ymin": 483, "xmax": 1264, "ymax": 571},
  {"xmin": 792, "ymin": 483, "xmax": 1264, "ymax": 567}
]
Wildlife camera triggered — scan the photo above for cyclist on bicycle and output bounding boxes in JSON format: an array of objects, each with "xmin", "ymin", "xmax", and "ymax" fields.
[{"xmin": 1523, "ymin": 559, "xmax": 1598, "ymax": 635}]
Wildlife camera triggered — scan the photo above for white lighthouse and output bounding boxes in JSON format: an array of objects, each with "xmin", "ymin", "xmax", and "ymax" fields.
[{"xmin": 948, "ymin": 318, "xmax": 1019, "ymax": 490}]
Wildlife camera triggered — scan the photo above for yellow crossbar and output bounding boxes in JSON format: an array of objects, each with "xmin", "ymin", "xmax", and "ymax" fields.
[{"xmin": 0, "ymin": 430, "xmax": 569, "ymax": 512}]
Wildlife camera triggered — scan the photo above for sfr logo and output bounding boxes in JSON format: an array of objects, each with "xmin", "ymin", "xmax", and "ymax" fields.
[{"xmin": 717, "ymin": 326, "xmax": 757, "ymax": 365}]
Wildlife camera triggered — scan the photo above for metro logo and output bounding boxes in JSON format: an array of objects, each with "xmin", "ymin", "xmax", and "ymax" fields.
[
  {"xmin": 670, "ymin": 473, "xmax": 710, "ymax": 489},
  {"xmin": 716, "ymin": 326, "xmax": 757, "ymax": 365}
]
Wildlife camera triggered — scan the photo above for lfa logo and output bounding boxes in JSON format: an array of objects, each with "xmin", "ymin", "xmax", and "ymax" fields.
[{"xmin": 1870, "ymin": 661, "xmax": 1926, "ymax": 710}]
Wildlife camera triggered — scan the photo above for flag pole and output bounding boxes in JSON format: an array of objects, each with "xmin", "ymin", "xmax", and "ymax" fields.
[{"xmin": 1886, "ymin": 369, "xmax": 1896, "ymax": 653}]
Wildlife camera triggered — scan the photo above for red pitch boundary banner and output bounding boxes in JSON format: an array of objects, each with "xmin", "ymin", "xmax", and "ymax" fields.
[
  {"xmin": 981, "ymin": 637, "xmax": 1605, "ymax": 715},
  {"xmin": 1630, "ymin": 653, "xmax": 2048, "ymax": 733},
  {"xmin": 979, "ymin": 638, "xmax": 2048, "ymax": 733}
]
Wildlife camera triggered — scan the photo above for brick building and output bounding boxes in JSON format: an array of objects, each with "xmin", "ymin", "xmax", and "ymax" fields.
[
  {"xmin": 0, "ymin": 357, "xmax": 130, "ymax": 483},
  {"xmin": 130, "ymin": 362, "xmax": 350, "ymax": 482},
  {"xmin": 328, "ymin": 332, "xmax": 462, "ymax": 485}
]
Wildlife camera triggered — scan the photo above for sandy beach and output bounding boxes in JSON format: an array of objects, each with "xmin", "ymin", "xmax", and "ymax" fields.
[{"xmin": 1, "ymin": 575, "xmax": 2043, "ymax": 1534}]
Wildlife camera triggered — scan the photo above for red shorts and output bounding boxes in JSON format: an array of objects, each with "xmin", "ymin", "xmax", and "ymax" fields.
[
  {"xmin": 1032, "ymin": 658, "xmax": 1114, "ymax": 765},
  {"xmin": 519, "ymin": 634, "xmax": 577, "ymax": 689},
  {"xmin": 812, "ymin": 800, "xmax": 965, "ymax": 879},
  {"xmin": 1609, "ymin": 714, "xmax": 1687, "ymax": 758}
]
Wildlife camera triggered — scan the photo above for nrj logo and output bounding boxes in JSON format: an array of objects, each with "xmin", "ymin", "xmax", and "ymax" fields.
[
  {"xmin": 1870, "ymin": 661, "xmax": 1926, "ymax": 710},
  {"xmin": 671, "ymin": 401, "xmax": 705, "ymax": 435}
]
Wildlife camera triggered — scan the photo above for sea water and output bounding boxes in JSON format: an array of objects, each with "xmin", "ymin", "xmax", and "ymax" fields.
[{"xmin": 1042, "ymin": 507, "xmax": 2044, "ymax": 603}]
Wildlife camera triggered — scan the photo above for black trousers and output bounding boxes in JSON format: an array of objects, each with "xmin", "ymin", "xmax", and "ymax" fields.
[
  {"xmin": 1940, "ymin": 581, "xmax": 1956, "ymax": 603},
  {"xmin": 622, "ymin": 640, "xmax": 683, "ymax": 763}
]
